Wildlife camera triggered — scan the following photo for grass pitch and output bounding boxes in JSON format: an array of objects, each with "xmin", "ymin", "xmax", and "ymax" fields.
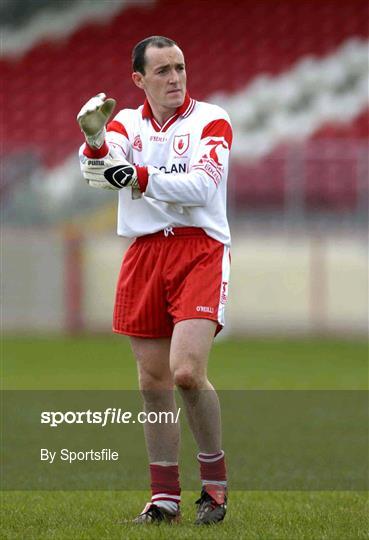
[
  {"xmin": 1, "ymin": 336, "xmax": 368, "ymax": 539},
  {"xmin": 2, "ymin": 335, "xmax": 367, "ymax": 390},
  {"xmin": 1, "ymin": 491, "xmax": 368, "ymax": 539}
]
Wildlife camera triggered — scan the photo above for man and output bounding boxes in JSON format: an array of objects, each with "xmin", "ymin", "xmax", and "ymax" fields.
[{"xmin": 77, "ymin": 36, "xmax": 232, "ymax": 525}]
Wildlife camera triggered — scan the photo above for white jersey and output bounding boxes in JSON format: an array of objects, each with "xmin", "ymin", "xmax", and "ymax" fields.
[{"xmin": 81, "ymin": 94, "xmax": 233, "ymax": 245}]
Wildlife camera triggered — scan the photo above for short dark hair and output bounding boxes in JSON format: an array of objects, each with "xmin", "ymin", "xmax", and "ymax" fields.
[{"xmin": 132, "ymin": 36, "xmax": 178, "ymax": 74}]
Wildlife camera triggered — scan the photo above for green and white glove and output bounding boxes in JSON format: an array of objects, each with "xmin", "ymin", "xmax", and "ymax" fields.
[
  {"xmin": 77, "ymin": 93, "xmax": 116, "ymax": 148},
  {"xmin": 81, "ymin": 155, "xmax": 139, "ymax": 190}
]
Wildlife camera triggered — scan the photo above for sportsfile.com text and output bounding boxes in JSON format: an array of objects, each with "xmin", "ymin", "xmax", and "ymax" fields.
[{"xmin": 41, "ymin": 408, "xmax": 181, "ymax": 427}]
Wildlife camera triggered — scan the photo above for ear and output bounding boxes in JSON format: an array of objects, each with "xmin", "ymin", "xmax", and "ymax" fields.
[{"xmin": 132, "ymin": 72, "xmax": 144, "ymax": 89}]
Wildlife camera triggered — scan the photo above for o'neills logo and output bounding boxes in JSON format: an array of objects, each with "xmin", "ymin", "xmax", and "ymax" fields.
[
  {"xmin": 133, "ymin": 135, "xmax": 142, "ymax": 151},
  {"xmin": 173, "ymin": 134, "xmax": 189, "ymax": 156},
  {"xmin": 196, "ymin": 306, "xmax": 214, "ymax": 313},
  {"xmin": 220, "ymin": 281, "xmax": 228, "ymax": 304}
]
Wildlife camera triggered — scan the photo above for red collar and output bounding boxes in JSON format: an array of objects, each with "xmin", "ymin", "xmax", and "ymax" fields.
[{"xmin": 141, "ymin": 92, "xmax": 193, "ymax": 121}]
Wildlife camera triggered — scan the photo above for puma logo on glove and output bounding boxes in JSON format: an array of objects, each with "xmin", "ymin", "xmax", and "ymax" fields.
[
  {"xmin": 104, "ymin": 164, "xmax": 138, "ymax": 189},
  {"xmin": 81, "ymin": 155, "xmax": 139, "ymax": 190}
]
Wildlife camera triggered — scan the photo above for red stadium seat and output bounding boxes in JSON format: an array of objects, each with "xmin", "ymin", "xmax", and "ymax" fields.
[
  {"xmin": 1, "ymin": 0, "xmax": 368, "ymax": 211},
  {"xmin": 2, "ymin": 0, "xmax": 368, "ymax": 167}
]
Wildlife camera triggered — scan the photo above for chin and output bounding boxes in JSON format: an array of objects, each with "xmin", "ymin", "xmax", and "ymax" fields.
[{"xmin": 169, "ymin": 95, "xmax": 184, "ymax": 108}]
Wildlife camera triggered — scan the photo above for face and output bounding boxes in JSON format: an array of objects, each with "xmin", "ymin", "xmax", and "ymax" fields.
[{"xmin": 132, "ymin": 45, "xmax": 187, "ymax": 114}]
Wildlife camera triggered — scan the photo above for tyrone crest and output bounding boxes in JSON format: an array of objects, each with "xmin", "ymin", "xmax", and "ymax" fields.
[{"xmin": 173, "ymin": 134, "xmax": 190, "ymax": 156}]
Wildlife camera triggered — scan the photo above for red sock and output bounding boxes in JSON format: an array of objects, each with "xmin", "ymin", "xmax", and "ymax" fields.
[
  {"xmin": 197, "ymin": 450, "xmax": 227, "ymax": 483},
  {"xmin": 150, "ymin": 463, "xmax": 181, "ymax": 507}
]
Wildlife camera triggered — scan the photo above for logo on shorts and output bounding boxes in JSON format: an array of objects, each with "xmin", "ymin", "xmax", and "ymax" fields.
[
  {"xmin": 220, "ymin": 281, "xmax": 228, "ymax": 304},
  {"xmin": 173, "ymin": 134, "xmax": 190, "ymax": 156},
  {"xmin": 133, "ymin": 135, "xmax": 142, "ymax": 151},
  {"xmin": 196, "ymin": 306, "xmax": 214, "ymax": 313}
]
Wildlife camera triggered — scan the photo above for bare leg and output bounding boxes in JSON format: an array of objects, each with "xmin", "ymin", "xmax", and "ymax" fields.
[
  {"xmin": 170, "ymin": 319, "xmax": 222, "ymax": 454},
  {"xmin": 130, "ymin": 337, "xmax": 180, "ymax": 463}
]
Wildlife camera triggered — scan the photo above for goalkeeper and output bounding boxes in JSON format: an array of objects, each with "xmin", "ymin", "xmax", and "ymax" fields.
[{"xmin": 77, "ymin": 35, "xmax": 232, "ymax": 526}]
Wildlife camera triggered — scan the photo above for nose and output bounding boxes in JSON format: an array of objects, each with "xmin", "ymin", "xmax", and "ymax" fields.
[{"xmin": 169, "ymin": 69, "xmax": 179, "ymax": 85}]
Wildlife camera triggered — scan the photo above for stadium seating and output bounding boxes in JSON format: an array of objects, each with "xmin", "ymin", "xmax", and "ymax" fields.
[
  {"xmin": 312, "ymin": 109, "xmax": 368, "ymax": 140},
  {"xmin": 1, "ymin": 0, "xmax": 368, "ymax": 212},
  {"xmin": 230, "ymin": 147, "xmax": 288, "ymax": 209}
]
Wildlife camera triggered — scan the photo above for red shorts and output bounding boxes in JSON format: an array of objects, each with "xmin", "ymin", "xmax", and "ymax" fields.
[{"xmin": 113, "ymin": 227, "xmax": 230, "ymax": 338}]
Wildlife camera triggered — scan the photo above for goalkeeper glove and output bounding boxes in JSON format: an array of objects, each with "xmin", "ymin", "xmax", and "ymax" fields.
[
  {"xmin": 81, "ymin": 155, "xmax": 139, "ymax": 190},
  {"xmin": 77, "ymin": 93, "xmax": 116, "ymax": 148}
]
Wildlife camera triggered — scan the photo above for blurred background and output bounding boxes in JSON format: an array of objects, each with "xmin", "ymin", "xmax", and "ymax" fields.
[{"xmin": 1, "ymin": 0, "xmax": 368, "ymax": 338}]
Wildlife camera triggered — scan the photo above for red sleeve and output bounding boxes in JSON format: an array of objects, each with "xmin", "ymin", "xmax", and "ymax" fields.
[
  {"xmin": 106, "ymin": 120, "xmax": 129, "ymax": 139},
  {"xmin": 201, "ymin": 119, "xmax": 233, "ymax": 149},
  {"xmin": 83, "ymin": 141, "xmax": 109, "ymax": 158},
  {"xmin": 136, "ymin": 166, "xmax": 149, "ymax": 192}
]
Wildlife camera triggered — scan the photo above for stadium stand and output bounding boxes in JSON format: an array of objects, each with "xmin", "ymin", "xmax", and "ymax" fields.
[
  {"xmin": 1, "ymin": 0, "xmax": 368, "ymax": 218},
  {"xmin": 0, "ymin": 0, "xmax": 78, "ymax": 29}
]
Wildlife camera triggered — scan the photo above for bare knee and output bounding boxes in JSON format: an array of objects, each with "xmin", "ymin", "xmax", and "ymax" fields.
[
  {"xmin": 172, "ymin": 363, "xmax": 206, "ymax": 390},
  {"xmin": 170, "ymin": 321, "xmax": 215, "ymax": 390},
  {"xmin": 138, "ymin": 365, "xmax": 173, "ymax": 392},
  {"xmin": 137, "ymin": 368, "xmax": 174, "ymax": 412},
  {"xmin": 130, "ymin": 337, "xmax": 173, "ymax": 391}
]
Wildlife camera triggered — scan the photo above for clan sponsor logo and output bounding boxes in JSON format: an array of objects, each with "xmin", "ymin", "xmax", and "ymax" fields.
[{"xmin": 158, "ymin": 163, "xmax": 187, "ymax": 174}]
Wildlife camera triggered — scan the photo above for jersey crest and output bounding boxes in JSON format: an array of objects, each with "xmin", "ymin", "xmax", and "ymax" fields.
[{"xmin": 173, "ymin": 134, "xmax": 190, "ymax": 156}]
